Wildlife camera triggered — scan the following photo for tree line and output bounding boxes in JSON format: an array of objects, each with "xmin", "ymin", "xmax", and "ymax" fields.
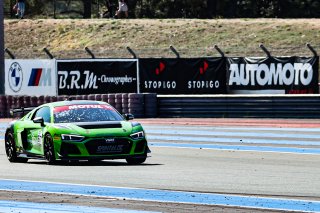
[
  {"xmin": 5, "ymin": 0, "xmax": 320, "ymax": 18},
  {"xmin": 130, "ymin": 0, "xmax": 320, "ymax": 18}
]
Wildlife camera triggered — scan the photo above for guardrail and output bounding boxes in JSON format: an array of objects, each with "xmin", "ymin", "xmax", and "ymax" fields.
[{"xmin": 157, "ymin": 95, "xmax": 320, "ymax": 118}]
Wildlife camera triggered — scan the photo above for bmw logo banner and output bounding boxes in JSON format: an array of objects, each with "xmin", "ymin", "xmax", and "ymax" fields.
[{"xmin": 5, "ymin": 59, "xmax": 57, "ymax": 96}]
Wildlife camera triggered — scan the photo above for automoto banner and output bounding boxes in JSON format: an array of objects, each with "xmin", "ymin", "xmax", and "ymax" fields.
[
  {"xmin": 5, "ymin": 59, "xmax": 57, "ymax": 96},
  {"xmin": 227, "ymin": 56, "xmax": 319, "ymax": 94},
  {"xmin": 139, "ymin": 58, "xmax": 227, "ymax": 94},
  {"xmin": 57, "ymin": 59, "xmax": 138, "ymax": 95}
]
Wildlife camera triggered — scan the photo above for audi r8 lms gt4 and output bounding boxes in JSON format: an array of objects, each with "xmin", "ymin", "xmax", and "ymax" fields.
[{"xmin": 5, "ymin": 100, "xmax": 150, "ymax": 165}]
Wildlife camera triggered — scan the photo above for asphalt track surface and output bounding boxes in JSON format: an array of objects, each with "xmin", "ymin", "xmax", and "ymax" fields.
[{"xmin": 0, "ymin": 118, "xmax": 320, "ymax": 212}]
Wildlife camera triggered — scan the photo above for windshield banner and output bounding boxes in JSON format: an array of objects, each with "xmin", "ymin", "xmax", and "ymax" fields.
[
  {"xmin": 57, "ymin": 59, "xmax": 138, "ymax": 95},
  {"xmin": 139, "ymin": 58, "xmax": 227, "ymax": 94},
  {"xmin": 227, "ymin": 56, "xmax": 319, "ymax": 94}
]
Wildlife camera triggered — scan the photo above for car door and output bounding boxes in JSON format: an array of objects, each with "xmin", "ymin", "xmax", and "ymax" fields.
[{"xmin": 25, "ymin": 106, "xmax": 51, "ymax": 155}]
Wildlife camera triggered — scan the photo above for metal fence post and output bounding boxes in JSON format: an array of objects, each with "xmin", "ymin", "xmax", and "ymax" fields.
[
  {"xmin": 170, "ymin": 45, "xmax": 180, "ymax": 58},
  {"xmin": 85, "ymin": 47, "xmax": 95, "ymax": 59},
  {"xmin": 306, "ymin": 43, "xmax": 317, "ymax": 57},
  {"xmin": 214, "ymin": 45, "xmax": 225, "ymax": 57},
  {"xmin": 43, "ymin": 47, "xmax": 54, "ymax": 59},
  {"xmin": 259, "ymin": 44, "xmax": 271, "ymax": 57},
  {"xmin": 127, "ymin": 46, "xmax": 137, "ymax": 59}
]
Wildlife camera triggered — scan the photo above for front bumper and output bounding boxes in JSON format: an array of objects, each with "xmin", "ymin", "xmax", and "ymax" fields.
[{"xmin": 54, "ymin": 137, "xmax": 149, "ymax": 160}]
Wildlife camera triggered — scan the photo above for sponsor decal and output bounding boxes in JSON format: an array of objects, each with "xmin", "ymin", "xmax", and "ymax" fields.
[
  {"xmin": 54, "ymin": 105, "xmax": 114, "ymax": 113},
  {"xmin": 57, "ymin": 60, "xmax": 138, "ymax": 95},
  {"xmin": 28, "ymin": 68, "xmax": 52, "ymax": 86},
  {"xmin": 8, "ymin": 62, "xmax": 23, "ymax": 92},
  {"xmin": 228, "ymin": 63, "xmax": 313, "ymax": 86},
  {"xmin": 96, "ymin": 145, "xmax": 124, "ymax": 153},
  {"xmin": 140, "ymin": 58, "xmax": 227, "ymax": 94},
  {"xmin": 105, "ymin": 138, "xmax": 115, "ymax": 143},
  {"xmin": 199, "ymin": 60, "xmax": 209, "ymax": 75},
  {"xmin": 187, "ymin": 60, "xmax": 220, "ymax": 89},
  {"xmin": 59, "ymin": 70, "xmax": 136, "ymax": 89},
  {"xmin": 155, "ymin": 62, "xmax": 166, "ymax": 75},
  {"xmin": 144, "ymin": 61, "xmax": 177, "ymax": 90}
]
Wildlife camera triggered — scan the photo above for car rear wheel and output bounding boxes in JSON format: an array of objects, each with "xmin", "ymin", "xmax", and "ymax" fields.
[
  {"xmin": 5, "ymin": 131, "xmax": 28, "ymax": 163},
  {"xmin": 44, "ymin": 133, "xmax": 56, "ymax": 165},
  {"xmin": 126, "ymin": 155, "xmax": 147, "ymax": 165}
]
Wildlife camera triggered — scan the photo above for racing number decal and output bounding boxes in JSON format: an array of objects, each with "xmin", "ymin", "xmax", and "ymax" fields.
[
  {"xmin": 37, "ymin": 130, "xmax": 42, "ymax": 145},
  {"xmin": 31, "ymin": 130, "xmax": 42, "ymax": 146}
]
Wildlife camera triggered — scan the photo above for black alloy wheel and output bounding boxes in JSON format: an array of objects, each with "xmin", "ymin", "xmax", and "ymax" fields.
[
  {"xmin": 5, "ymin": 131, "xmax": 28, "ymax": 163},
  {"xmin": 44, "ymin": 133, "xmax": 56, "ymax": 164}
]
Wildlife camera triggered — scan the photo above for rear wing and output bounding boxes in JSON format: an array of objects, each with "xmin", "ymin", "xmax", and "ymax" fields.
[{"xmin": 10, "ymin": 107, "xmax": 36, "ymax": 118}]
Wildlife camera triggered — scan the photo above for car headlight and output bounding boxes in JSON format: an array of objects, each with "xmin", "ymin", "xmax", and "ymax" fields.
[
  {"xmin": 61, "ymin": 134, "xmax": 84, "ymax": 142},
  {"xmin": 130, "ymin": 131, "xmax": 145, "ymax": 140}
]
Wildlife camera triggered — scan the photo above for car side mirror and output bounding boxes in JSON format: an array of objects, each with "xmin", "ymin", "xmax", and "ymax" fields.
[
  {"xmin": 33, "ymin": 117, "xmax": 45, "ymax": 126},
  {"xmin": 123, "ymin": 114, "xmax": 134, "ymax": 121}
]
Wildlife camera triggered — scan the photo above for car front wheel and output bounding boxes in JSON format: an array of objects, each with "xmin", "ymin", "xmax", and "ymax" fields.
[
  {"xmin": 44, "ymin": 133, "xmax": 56, "ymax": 165},
  {"xmin": 126, "ymin": 155, "xmax": 147, "ymax": 165}
]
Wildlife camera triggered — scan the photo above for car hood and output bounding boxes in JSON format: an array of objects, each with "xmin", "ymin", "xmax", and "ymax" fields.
[{"xmin": 52, "ymin": 121, "xmax": 136, "ymax": 137}]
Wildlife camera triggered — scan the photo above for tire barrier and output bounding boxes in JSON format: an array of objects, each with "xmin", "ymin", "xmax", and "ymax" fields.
[
  {"xmin": 128, "ymin": 93, "xmax": 144, "ymax": 118},
  {"xmin": 17, "ymin": 96, "xmax": 24, "ymax": 109},
  {"xmin": 95, "ymin": 94, "xmax": 102, "ymax": 101},
  {"xmin": 37, "ymin": 95, "xmax": 45, "ymax": 106},
  {"xmin": 57, "ymin": 95, "xmax": 66, "ymax": 101},
  {"xmin": 144, "ymin": 93, "xmax": 158, "ymax": 118},
  {"xmin": 102, "ymin": 94, "xmax": 108, "ymax": 102},
  {"xmin": 108, "ymin": 94, "xmax": 116, "ymax": 108},
  {"xmin": 44, "ymin": 96, "xmax": 51, "ymax": 104},
  {"xmin": 6, "ymin": 96, "xmax": 13, "ymax": 117},
  {"xmin": 88, "ymin": 94, "xmax": 95, "ymax": 101},
  {"xmin": 12, "ymin": 96, "xmax": 18, "ymax": 109},
  {"xmin": 0, "ymin": 94, "xmax": 156, "ymax": 119},
  {"xmin": 115, "ymin": 94, "xmax": 123, "ymax": 114},
  {"xmin": 82, "ymin": 95, "xmax": 88, "ymax": 100},
  {"xmin": 0, "ymin": 96, "xmax": 6, "ymax": 118},
  {"xmin": 122, "ymin": 93, "xmax": 129, "ymax": 114},
  {"xmin": 69, "ymin": 95, "xmax": 77, "ymax": 101},
  {"xmin": 24, "ymin": 96, "xmax": 31, "ymax": 108},
  {"xmin": 50, "ymin": 96, "xmax": 58, "ymax": 103},
  {"xmin": 30, "ymin": 96, "xmax": 38, "ymax": 107}
]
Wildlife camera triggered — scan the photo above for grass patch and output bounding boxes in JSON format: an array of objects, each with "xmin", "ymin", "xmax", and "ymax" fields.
[{"xmin": 4, "ymin": 18, "xmax": 320, "ymax": 58}]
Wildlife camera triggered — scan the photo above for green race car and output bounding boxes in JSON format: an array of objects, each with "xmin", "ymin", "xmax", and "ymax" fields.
[{"xmin": 5, "ymin": 100, "xmax": 150, "ymax": 165}]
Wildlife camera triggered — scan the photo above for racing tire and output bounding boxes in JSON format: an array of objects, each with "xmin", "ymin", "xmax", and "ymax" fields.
[
  {"xmin": 44, "ymin": 133, "xmax": 56, "ymax": 165},
  {"xmin": 5, "ymin": 131, "xmax": 28, "ymax": 163},
  {"xmin": 126, "ymin": 155, "xmax": 147, "ymax": 165}
]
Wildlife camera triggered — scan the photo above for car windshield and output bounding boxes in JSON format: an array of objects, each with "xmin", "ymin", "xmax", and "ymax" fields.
[{"xmin": 53, "ymin": 104, "xmax": 124, "ymax": 123}]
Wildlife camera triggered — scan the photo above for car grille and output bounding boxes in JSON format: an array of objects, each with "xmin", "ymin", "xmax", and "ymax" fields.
[
  {"xmin": 60, "ymin": 142, "xmax": 81, "ymax": 156},
  {"xmin": 85, "ymin": 138, "xmax": 131, "ymax": 155}
]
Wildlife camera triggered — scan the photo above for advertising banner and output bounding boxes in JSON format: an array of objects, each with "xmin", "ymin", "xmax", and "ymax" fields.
[
  {"xmin": 5, "ymin": 59, "xmax": 57, "ymax": 96},
  {"xmin": 227, "ymin": 56, "xmax": 319, "ymax": 94},
  {"xmin": 57, "ymin": 59, "xmax": 138, "ymax": 95},
  {"xmin": 139, "ymin": 58, "xmax": 227, "ymax": 94}
]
